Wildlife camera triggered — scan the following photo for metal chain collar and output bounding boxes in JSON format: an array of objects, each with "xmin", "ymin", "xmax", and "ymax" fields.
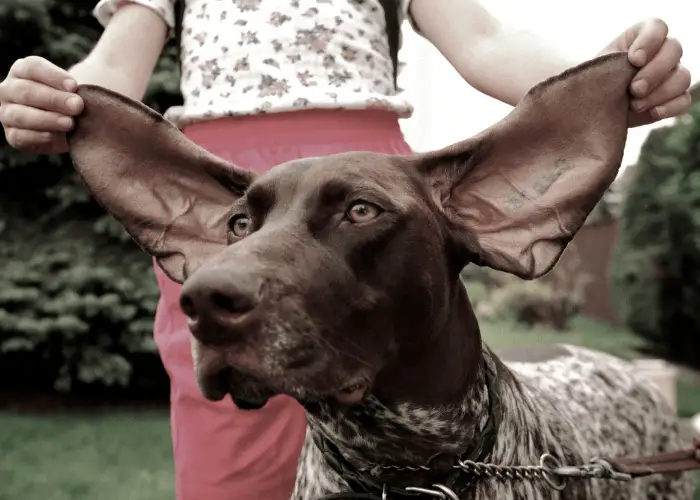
[{"xmin": 323, "ymin": 453, "xmax": 633, "ymax": 499}]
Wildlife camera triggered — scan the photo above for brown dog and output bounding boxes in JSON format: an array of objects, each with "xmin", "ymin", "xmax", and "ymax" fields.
[{"xmin": 66, "ymin": 53, "xmax": 694, "ymax": 499}]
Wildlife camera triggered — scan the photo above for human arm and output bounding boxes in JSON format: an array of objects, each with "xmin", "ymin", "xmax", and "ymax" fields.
[
  {"xmin": 408, "ymin": 0, "xmax": 692, "ymax": 127},
  {"xmin": 0, "ymin": 1, "xmax": 168, "ymax": 153}
]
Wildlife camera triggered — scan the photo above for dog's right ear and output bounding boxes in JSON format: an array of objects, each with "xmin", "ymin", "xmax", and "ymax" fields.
[
  {"xmin": 67, "ymin": 85, "xmax": 255, "ymax": 284},
  {"xmin": 413, "ymin": 53, "xmax": 635, "ymax": 280}
]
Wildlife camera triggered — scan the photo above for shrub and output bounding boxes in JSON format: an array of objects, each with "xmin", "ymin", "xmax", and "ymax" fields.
[
  {"xmin": 460, "ymin": 265, "xmax": 507, "ymax": 290},
  {"xmin": 484, "ymin": 277, "xmax": 586, "ymax": 331},
  {"xmin": 0, "ymin": 0, "xmax": 182, "ymax": 395},
  {"xmin": 611, "ymin": 103, "xmax": 700, "ymax": 368},
  {"xmin": 461, "ymin": 279, "xmax": 489, "ymax": 308},
  {"xmin": 475, "ymin": 248, "xmax": 590, "ymax": 331},
  {"xmin": 0, "ymin": 241, "xmax": 159, "ymax": 392}
]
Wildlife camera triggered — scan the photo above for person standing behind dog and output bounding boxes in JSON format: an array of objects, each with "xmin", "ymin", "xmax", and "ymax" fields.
[{"xmin": 0, "ymin": 1, "xmax": 691, "ymax": 499}]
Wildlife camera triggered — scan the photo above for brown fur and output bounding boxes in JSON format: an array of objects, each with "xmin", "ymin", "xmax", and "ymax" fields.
[{"xmin": 65, "ymin": 53, "xmax": 695, "ymax": 498}]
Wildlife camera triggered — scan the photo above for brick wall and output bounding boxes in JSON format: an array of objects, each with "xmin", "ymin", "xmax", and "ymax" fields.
[{"xmin": 559, "ymin": 218, "xmax": 622, "ymax": 325}]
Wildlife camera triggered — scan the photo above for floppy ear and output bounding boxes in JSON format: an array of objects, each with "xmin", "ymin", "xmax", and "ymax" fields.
[
  {"xmin": 66, "ymin": 85, "xmax": 255, "ymax": 283},
  {"xmin": 416, "ymin": 53, "xmax": 636, "ymax": 279}
]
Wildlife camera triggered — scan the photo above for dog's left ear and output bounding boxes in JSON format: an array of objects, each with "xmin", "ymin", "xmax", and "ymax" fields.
[
  {"xmin": 415, "ymin": 53, "xmax": 636, "ymax": 279},
  {"xmin": 66, "ymin": 85, "xmax": 255, "ymax": 283}
]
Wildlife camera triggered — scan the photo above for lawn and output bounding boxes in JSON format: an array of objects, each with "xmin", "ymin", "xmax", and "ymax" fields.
[
  {"xmin": 0, "ymin": 410, "xmax": 174, "ymax": 500},
  {"xmin": 1, "ymin": 317, "xmax": 698, "ymax": 500}
]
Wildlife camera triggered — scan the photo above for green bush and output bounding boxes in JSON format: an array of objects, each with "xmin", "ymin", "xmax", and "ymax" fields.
[
  {"xmin": 462, "ymin": 279, "xmax": 489, "ymax": 308},
  {"xmin": 611, "ymin": 102, "xmax": 700, "ymax": 368},
  {"xmin": 0, "ymin": 242, "xmax": 159, "ymax": 392},
  {"xmin": 483, "ymin": 277, "xmax": 586, "ymax": 331},
  {"xmin": 466, "ymin": 248, "xmax": 590, "ymax": 331},
  {"xmin": 460, "ymin": 264, "xmax": 507, "ymax": 290},
  {"xmin": 0, "ymin": 0, "xmax": 182, "ymax": 394}
]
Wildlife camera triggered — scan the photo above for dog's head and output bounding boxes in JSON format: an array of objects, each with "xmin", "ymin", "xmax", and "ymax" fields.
[{"xmin": 67, "ymin": 54, "xmax": 636, "ymax": 409}]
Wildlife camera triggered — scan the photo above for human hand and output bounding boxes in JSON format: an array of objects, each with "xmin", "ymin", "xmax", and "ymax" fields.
[
  {"xmin": 0, "ymin": 56, "xmax": 84, "ymax": 154},
  {"xmin": 599, "ymin": 18, "xmax": 692, "ymax": 128}
]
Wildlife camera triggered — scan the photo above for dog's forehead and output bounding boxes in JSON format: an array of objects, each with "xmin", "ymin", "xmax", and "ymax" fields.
[{"xmin": 252, "ymin": 151, "xmax": 411, "ymax": 194}]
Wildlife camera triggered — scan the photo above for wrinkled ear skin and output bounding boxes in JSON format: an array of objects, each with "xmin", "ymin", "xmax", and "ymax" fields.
[
  {"xmin": 416, "ymin": 53, "xmax": 637, "ymax": 280},
  {"xmin": 66, "ymin": 85, "xmax": 254, "ymax": 283}
]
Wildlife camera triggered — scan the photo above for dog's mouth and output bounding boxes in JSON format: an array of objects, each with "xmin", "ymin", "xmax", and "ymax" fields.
[
  {"xmin": 207, "ymin": 369, "xmax": 371, "ymax": 409},
  {"xmin": 226, "ymin": 379, "xmax": 369, "ymax": 409},
  {"xmin": 192, "ymin": 339, "xmax": 373, "ymax": 409},
  {"xmin": 197, "ymin": 360, "xmax": 274, "ymax": 409},
  {"xmin": 231, "ymin": 394, "xmax": 270, "ymax": 410},
  {"xmin": 334, "ymin": 378, "xmax": 370, "ymax": 405}
]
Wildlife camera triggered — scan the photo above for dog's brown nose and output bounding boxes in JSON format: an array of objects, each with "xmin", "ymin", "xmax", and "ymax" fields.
[{"xmin": 179, "ymin": 267, "xmax": 261, "ymax": 340}]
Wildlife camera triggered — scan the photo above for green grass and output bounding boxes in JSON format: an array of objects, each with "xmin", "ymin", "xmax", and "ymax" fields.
[
  {"xmin": 0, "ymin": 410, "xmax": 174, "ymax": 500},
  {"xmin": 481, "ymin": 316, "xmax": 645, "ymax": 359},
  {"xmin": 1, "ymin": 317, "xmax": 698, "ymax": 500},
  {"xmin": 678, "ymin": 373, "xmax": 700, "ymax": 420}
]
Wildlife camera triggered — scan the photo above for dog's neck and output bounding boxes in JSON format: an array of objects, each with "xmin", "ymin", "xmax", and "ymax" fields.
[{"xmin": 305, "ymin": 281, "xmax": 504, "ymax": 489}]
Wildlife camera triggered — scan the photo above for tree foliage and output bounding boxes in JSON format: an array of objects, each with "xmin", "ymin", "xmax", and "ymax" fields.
[
  {"xmin": 611, "ymin": 102, "xmax": 700, "ymax": 368},
  {"xmin": 0, "ymin": 0, "xmax": 182, "ymax": 394}
]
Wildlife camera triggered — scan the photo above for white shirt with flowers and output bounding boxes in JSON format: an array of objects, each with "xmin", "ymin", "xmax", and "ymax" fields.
[{"xmin": 93, "ymin": 0, "xmax": 418, "ymax": 129}]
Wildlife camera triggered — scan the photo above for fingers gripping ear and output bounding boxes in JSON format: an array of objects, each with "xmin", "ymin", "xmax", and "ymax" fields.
[
  {"xmin": 66, "ymin": 85, "xmax": 254, "ymax": 283},
  {"xmin": 418, "ymin": 53, "xmax": 637, "ymax": 279}
]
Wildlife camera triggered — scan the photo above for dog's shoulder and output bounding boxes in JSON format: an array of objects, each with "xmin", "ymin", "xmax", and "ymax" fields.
[
  {"xmin": 499, "ymin": 343, "xmax": 662, "ymax": 410},
  {"xmin": 497, "ymin": 343, "xmax": 634, "ymax": 382},
  {"xmin": 493, "ymin": 344, "xmax": 695, "ymax": 498},
  {"xmin": 499, "ymin": 344, "xmax": 678, "ymax": 454}
]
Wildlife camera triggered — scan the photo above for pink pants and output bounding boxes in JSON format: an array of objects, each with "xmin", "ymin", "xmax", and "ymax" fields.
[{"xmin": 153, "ymin": 108, "xmax": 412, "ymax": 500}]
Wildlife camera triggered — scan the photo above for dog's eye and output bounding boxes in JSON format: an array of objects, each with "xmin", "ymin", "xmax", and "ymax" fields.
[
  {"xmin": 346, "ymin": 201, "xmax": 382, "ymax": 224},
  {"xmin": 229, "ymin": 215, "xmax": 252, "ymax": 237}
]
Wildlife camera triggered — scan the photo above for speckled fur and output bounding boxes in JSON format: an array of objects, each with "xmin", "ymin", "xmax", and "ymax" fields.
[
  {"xmin": 68, "ymin": 55, "xmax": 696, "ymax": 500},
  {"xmin": 292, "ymin": 344, "xmax": 696, "ymax": 499}
]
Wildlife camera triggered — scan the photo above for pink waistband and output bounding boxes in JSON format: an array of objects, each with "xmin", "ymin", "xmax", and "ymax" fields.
[{"xmin": 183, "ymin": 109, "xmax": 405, "ymax": 151}]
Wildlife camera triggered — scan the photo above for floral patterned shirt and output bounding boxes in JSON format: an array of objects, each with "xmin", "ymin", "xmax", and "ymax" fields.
[{"xmin": 93, "ymin": 0, "xmax": 417, "ymax": 129}]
